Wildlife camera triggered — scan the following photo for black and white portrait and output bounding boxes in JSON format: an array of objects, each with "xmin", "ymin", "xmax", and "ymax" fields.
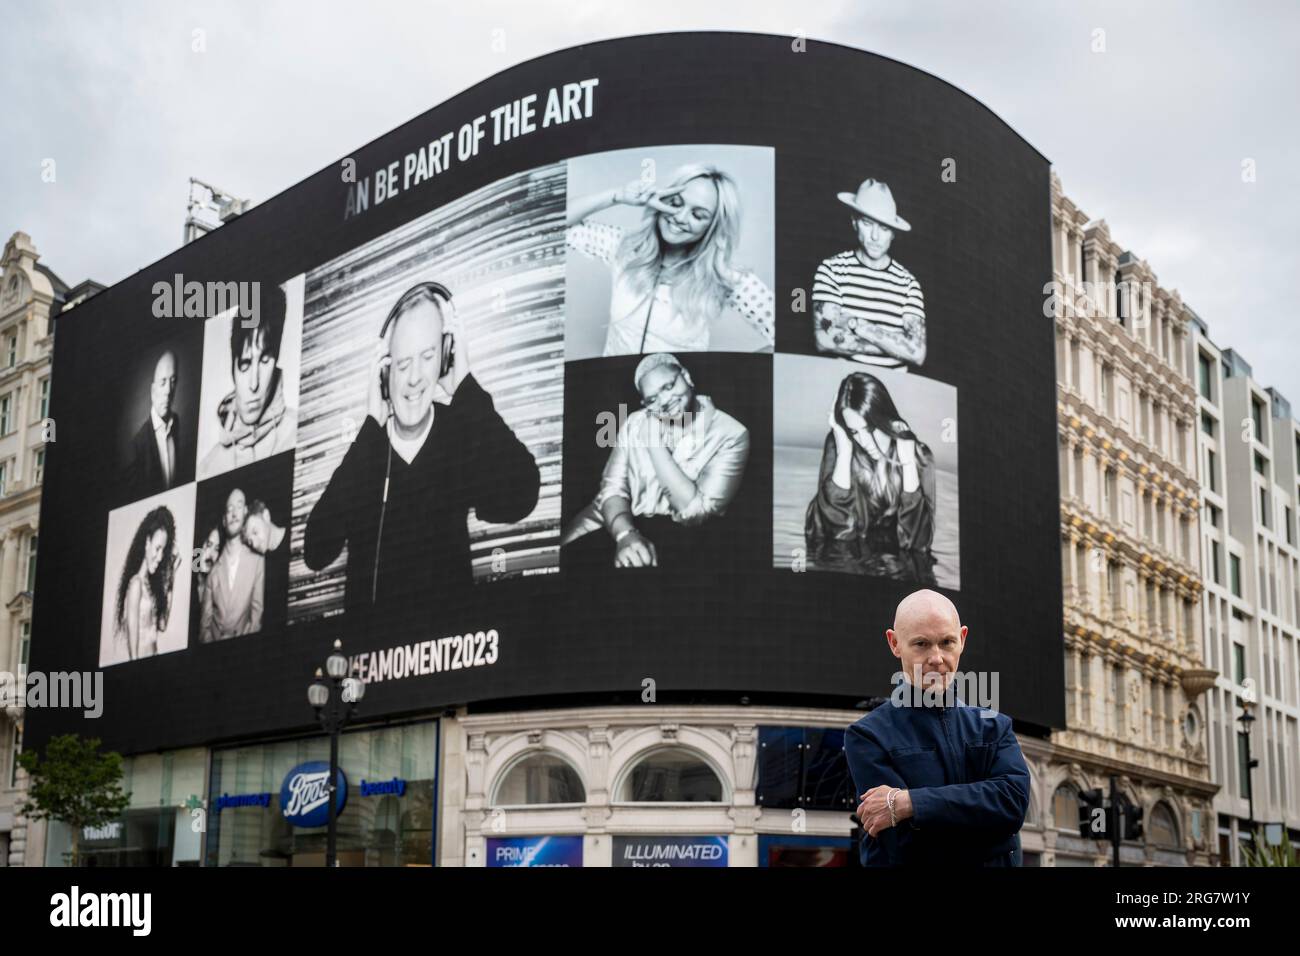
[
  {"xmin": 565, "ymin": 144, "xmax": 775, "ymax": 360},
  {"xmin": 773, "ymin": 353, "xmax": 959, "ymax": 588},
  {"xmin": 117, "ymin": 328, "xmax": 202, "ymax": 506},
  {"xmin": 191, "ymin": 454, "xmax": 292, "ymax": 644},
  {"xmin": 562, "ymin": 352, "xmax": 771, "ymax": 573},
  {"xmin": 812, "ymin": 177, "xmax": 926, "ymax": 371},
  {"xmin": 195, "ymin": 275, "xmax": 302, "ymax": 481},
  {"xmin": 289, "ymin": 164, "xmax": 564, "ymax": 623},
  {"xmin": 99, "ymin": 482, "xmax": 195, "ymax": 666}
]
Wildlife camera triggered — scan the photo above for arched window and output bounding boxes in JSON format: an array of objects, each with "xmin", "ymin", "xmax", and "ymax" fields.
[
  {"xmin": 620, "ymin": 749, "xmax": 724, "ymax": 803},
  {"xmin": 1149, "ymin": 802, "xmax": 1180, "ymax": 848},
  {"xmin": 494, "ymin": 753, "xmax": 585, "ymax": 806},
  {"xmin": 1053, "ymin": 784, "xmax": 1080, "ymax": 831}
]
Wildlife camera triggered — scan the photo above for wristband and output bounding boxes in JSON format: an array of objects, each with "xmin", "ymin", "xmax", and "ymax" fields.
[
  {"xmin": 615, "ymin": 527, "xmax": 636, "ymax": 544},
  {"xmin": 887, "ymin": 788, "xmax": 900, "ymax": 829}
]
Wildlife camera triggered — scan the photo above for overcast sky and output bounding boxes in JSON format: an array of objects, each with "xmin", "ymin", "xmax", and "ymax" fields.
[{"xmin": 5, "ymin": 1, "xmax": 1296, "ymax": 399}]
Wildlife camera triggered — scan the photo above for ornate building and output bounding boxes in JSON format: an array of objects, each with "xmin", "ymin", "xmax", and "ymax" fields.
[
  {"xmin": 1021, "ymin": 175, "xmax": 1218, "ymax": 865},
  {"xmin": 0, "ymin": 232, "xmax": 101, "ymax": 866}
]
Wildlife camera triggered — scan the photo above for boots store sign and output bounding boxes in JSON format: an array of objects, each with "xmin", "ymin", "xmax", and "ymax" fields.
[{"xmin": 280, "ymin": 762, "xmax": 348, "ymax": 828}]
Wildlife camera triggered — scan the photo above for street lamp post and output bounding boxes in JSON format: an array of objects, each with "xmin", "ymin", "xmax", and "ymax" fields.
[
  {"xmin": 1238, "ymin": 698, "xmax": 1258, "ymax": 844},
  {"xmin": 308, "ymin": 639, "xmax": 365, "ymax": 868}
]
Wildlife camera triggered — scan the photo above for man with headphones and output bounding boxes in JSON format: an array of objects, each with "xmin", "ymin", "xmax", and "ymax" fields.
[{"xmin": 303, "ymin": 281, "xmax": 540, "ymax": 613}]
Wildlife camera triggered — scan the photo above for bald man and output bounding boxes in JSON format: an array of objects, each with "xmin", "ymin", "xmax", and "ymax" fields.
[
  {"xmin": 844, "ymin": 589, "xmax": 1030, "ymax": 866},
  {"xmin": 126, "ymin": 349, "xmax": 192, "ymax": 497}
]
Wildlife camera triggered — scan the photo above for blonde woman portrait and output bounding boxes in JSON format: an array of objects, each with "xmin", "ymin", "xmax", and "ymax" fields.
[{"xmin": 565, "ymin": 147, "xmax": 775, "ymax": 358}]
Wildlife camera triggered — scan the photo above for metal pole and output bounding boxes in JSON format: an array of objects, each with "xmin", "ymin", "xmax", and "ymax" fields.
[
  {"xmin": 1245, "ymin": 731, "xmax": 1255, "ymax": 838},
  {"xmin": 327, "ymin": 703, "xmax": 339, "ymax": 868},
  {"xmin": 1110, "ymin": 775, "xmax": 1120, "ymax": 869}
]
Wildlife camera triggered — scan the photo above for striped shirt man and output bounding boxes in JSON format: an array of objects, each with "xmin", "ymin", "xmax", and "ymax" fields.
[{"xmin": 812, "ymin": 251, "xmax": 926, "ymax": 370}]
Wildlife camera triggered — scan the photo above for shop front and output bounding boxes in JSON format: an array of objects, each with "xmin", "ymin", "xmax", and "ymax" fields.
[
  {"xmin": 205, "ymin": 720, "xmax": 437, "ymax": 867},
  {"xmin": 44, "ymin": 747, "xmax": 209, "ymax": 867}
]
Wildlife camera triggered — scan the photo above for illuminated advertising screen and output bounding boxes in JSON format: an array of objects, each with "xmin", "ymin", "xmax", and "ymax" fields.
[{"xmin": 28, "ymin": 32, "xmax": 1062, "ymax": 754}]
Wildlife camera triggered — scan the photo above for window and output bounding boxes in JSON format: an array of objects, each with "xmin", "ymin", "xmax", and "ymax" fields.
[
  {"xmin": 1111, "ymin": 664, "xmax": 1124, "ymax": 737},
  {"xmin": 25, "ymin": 534, "xmax": 37, "ymax": 592},
  {"xmin": 38, "ymin": 378, "xmax": 50, "ymax": 420},
  {"xmin": 1053, "ymin": 784, "xmax": 1080, "ymax": 831},
  {"xmin": 1100, "ymin": 363, "xmax": 1113, "ymax": 415},
  {"xmin": 1116, "ymin": 272, "xmax": 1128, "ymax": 328},
  {"xmin": 494, "ymin": 753, "xmax": 585, "ymax": 805},
  {"xmin": 19, "ymin": 620, "xmax": 30, "ymax": 676},
  {"xmin": 1207, "ymin": 504, "xmax": 1220, "ymax": 528},
  {"xmin": 5, "ymin": 333, "xmax": 15, "ymax": 368},
  {"xmin": 1259, "ymin": 488, "xmax": 1270, "ymax": 529},
  {"xmin": 1201, "ymin": 411, "xmax": 1216, "ymax": 437},
  {"xmin": 1252, "ymin": 398, "xmax": 1267, "ymax": 446},
  {"xmin": 1080, "ymin": 655, "xmax": 1092, "ymax": 724},
  {"xmin": 1149, "ymin": 803, "xmax": 1179, "ymax": 848},
  {"xmin": 620, "ymin": 750, "xmax": 723, "ymax": 802},
  {"xmin": 1207, "ymin": 448, "xmax": 1218, "ymax": 494},
  {"xmin": 757, "ymin": 726, "xmax": 856, "ymax": 811},
  {"xmin": 1255, "ymin": 452, "xmax": 1267, "ymax": 476},
  {"xmin": 1198, "ymin": 353, "xmax": 1214, "ymax": 400},
  {"xmin": 1233, "ymin": 644, "xmax": 1246, "ymax": 685},
  {"xmin": 1286, "ymin": 506, "xmax": 1294, "ymax": 547},
  {"xmin": 0, "ymin": 460, "xmax": 7, "ymax": 497},
  {"xmin": 32, "ymin": 448, "xmax": 43, "ymax": 486},
  {"xmin": 1230, "ymin": 554, "xmax": 1242, "ymax": 597},
  {"xmin": 0, "ymin": 394, "xmax": 11, "ymax": 435}
]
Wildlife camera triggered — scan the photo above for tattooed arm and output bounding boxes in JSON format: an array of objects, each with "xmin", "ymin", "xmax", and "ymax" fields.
[{"xmin": 850, "ymin": 311, "xmax": 927, "ymax": 366}]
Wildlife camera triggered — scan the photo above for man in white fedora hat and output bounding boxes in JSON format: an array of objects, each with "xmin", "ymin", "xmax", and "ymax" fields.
[{"xmin": 812, "ymin": 178, "xmax": 926, "ymax": 370}]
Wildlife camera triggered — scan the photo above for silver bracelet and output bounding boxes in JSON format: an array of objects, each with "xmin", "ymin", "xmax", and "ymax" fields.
[
  {"xmin": 887, "ymin": 788, "xmax": 900, "ymax": 829},
  {"xmin": 615, "ymin": 527, "xmax": 636, "ymax": 543}
]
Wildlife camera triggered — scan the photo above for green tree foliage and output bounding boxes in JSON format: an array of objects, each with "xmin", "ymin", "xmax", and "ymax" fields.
[{"xmin": 17, "ymin": 734, "xmax": 131, "ymax": 866}]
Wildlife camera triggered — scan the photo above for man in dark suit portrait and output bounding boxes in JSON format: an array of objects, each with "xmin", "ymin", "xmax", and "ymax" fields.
[
  {"xmin": 200, "ymin": 487, "xmax": 264, "ymax": 641},
  {"xmin": 126, "ymin": 349, "xmax": 191, "ymax": 498}
]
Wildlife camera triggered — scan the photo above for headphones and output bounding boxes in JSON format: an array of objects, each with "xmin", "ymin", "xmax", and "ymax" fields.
[{"xmin": 378, "ymin": 281, "xmax": 457, "ymax": 403}]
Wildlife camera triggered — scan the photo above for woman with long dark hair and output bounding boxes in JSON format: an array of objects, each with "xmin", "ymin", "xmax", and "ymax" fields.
[
  {"xmin": 805, "ymin": 371, "xmax": 937, "ymax": 582},
  {"xmin": 567, "ymin": 162, "xmax": 774, "ymax": 355},
  {"xmin": 114, "ymin": 505, "xmax": 178, "ymax": 659}
]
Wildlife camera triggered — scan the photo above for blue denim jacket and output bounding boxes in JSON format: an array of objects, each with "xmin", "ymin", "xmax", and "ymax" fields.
[{"xmin": 844, "ymin": 694, "xmax": 1030, "ymax": 866}]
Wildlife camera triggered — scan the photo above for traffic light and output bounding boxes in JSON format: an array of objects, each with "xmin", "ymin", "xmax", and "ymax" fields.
[
  {"xmin": 1123, "ymin": 802, "xmax": 1144, "ymax": 841},
  {"xmin": 1078, "ymin": 788, "xmax": 1109, "ymax": 839}
]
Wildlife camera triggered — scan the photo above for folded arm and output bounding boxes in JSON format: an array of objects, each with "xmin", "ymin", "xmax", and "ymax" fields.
[{"xmin": 907, "ymin": 718, "xmax": 1029, "ymax": 833}]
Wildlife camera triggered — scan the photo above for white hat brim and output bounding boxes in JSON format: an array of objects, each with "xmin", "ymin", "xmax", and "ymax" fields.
[{"xmin": 836, "ymin": 192, "xmax": 911, "ymax": 232}]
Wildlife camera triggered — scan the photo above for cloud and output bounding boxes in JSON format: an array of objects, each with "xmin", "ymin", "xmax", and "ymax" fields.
[{"xmin": 4, "ymin": 0, "xmax": 1297, "ymax": 396}]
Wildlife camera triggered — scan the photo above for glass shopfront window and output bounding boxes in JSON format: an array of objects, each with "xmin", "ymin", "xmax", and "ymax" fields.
[
  {"xmin": 205, "ymin": 721, "xmax": 436, "ymax": 867},
  {"xmin": 45, "ymin": 747, "xmax": 209, "ymax": 867}
]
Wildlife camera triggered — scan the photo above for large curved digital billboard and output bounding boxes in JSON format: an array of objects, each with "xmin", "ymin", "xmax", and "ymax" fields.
[{"xmin": 28, "ymin": 32, "xmax": 1063, "ymax": 754}]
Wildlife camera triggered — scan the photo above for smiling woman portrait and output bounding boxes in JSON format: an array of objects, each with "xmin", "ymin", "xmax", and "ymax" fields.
[{"xmin": 566, "ymin": 160, "xmax": 775, "ymax": 356}]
